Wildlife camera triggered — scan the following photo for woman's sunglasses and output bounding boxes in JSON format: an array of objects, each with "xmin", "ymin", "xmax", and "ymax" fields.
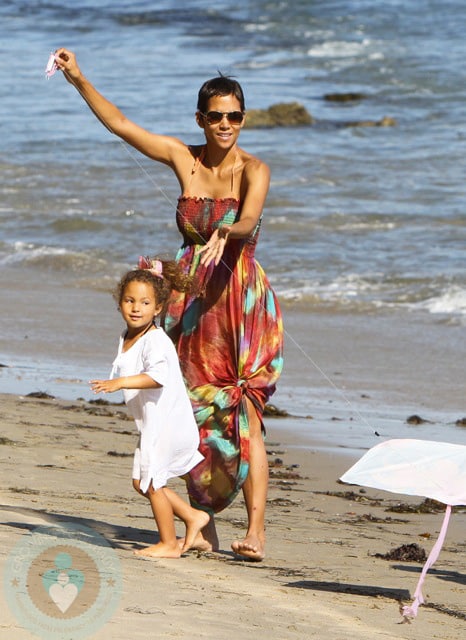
[{"xmin": 200, "ymin": 110, "xmax": 245, "ymax": 125}]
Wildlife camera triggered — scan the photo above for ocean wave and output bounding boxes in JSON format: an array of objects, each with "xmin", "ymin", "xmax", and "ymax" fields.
[
  {"xmin": 1, "ymin": 242, "xmax": 108, "ymax": 275},
  {"xmin": 278, "ymin": 273, "xmax": 382, "ymax": 306},
  {"xmin": 50, "ymin": 217, "xmax": 105, "ymax": 233},
  {"xmin": 113, "ymin": 5, "xmax": 245, "ymax": 33},
  {"xmin": 414, "ymin": 286, "xmax": 466, "ymax": 317},
  {"xmin": 307, "ymin": 38, "xmax": 374, "ymax": 59},
  {"xmin": 276, "ymin": 275, "xmax": 466, "ymax": 319},
  {"xmin": 265, "ymin": 212, "xmax": 399, "ymax": 233}
]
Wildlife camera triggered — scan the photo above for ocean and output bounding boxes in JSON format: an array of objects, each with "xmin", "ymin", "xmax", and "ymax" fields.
[{"xmin": 1, "ymin": 0, "xmax": 465, "ymax": 448}]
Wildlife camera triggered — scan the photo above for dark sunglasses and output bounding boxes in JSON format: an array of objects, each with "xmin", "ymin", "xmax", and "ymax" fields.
[{"xmin": 200, "ymin": 110, "xmax": 244, "ymax": 125}]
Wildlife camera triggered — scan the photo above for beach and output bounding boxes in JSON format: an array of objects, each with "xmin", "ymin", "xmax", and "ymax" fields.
[
  {"xmin": 1, "ymin": 391, "xmax": 465, "ymax": 639},
  {"xmin": 1, "ymin": 1, "xmax": 466, "ymax": 637}
]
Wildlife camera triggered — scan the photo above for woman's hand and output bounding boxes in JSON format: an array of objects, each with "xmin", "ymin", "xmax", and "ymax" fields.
[
  {"xmin": 54, "ymin": 48, "xmax": 82, "ymax": 83},
  {"xmin": 197, "ymin": 226, "xmax": 231, "ymax": 266}
]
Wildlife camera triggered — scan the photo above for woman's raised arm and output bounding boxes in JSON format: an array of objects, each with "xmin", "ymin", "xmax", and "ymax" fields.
[{"xmin": 54, "ymin": 48, "xmax": 187, "ymax": 169}]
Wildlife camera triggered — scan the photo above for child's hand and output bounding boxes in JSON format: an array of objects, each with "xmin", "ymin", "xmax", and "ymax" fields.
[{"xmin": 89, "ymin": 378, "xmax": 121, "ymax": 394}]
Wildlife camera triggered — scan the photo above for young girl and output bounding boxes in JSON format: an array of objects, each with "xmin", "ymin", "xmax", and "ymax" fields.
[{"xmin": 90, "ymin": 257, "xmax": 208, "ymax": 558}]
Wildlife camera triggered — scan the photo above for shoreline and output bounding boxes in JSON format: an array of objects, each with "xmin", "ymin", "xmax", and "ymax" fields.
[
  {"xmin": 2, "ymin": 300, "xmax": 465, "ymax": 456},
  {"xmin": 2, "ymin": 293, "xmax": 465, "ymax": 405},
  {"xmin": 1, "ymin": 392, "xmax": 465, "ymax": 639}
]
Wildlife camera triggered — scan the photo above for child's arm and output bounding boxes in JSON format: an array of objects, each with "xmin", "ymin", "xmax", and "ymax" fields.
[{"xmin": 90, "ymin": 374, "xmax": 161, "ymax": 395}]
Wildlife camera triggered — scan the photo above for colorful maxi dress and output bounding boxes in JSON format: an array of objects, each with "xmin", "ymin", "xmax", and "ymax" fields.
[{"xmin": 163, "ymin": 195, "xmax": 284, "ymax": 513}]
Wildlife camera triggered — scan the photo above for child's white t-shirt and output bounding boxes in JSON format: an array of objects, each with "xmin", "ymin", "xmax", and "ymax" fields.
[{"xmin": 111, "ymin": 327, "xmax": 203, "ymax": 493}]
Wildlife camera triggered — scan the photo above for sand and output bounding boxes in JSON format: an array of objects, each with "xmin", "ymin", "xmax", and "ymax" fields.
[{"xmin": 0, "ymin": 392, "xmax": 465, "ymax": 639}]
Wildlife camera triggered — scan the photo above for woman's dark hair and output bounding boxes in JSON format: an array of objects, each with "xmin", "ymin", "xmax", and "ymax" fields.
[
  {"xmin": 197, "ymin": 73, "xmax": 245, "ymax": 113},
  {"xmin": 114, "ymin": 258, "xmax": 198, "ymax": 314}
]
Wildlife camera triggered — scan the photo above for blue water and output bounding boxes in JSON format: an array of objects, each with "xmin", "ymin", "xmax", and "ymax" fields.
[
  {"xmin": 2, "ymin": 0, "xmax": 465, "ymax": 316},
  {"xmin": 0, "ymin": 1, "xmax": 465, "ymax": 432}
]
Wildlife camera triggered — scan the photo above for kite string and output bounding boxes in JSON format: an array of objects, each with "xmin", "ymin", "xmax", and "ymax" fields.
[
  {"xmin": 66, "ymin": 70, "xmax": 379, "ymax": 436},
  {"xmin": 285, "ymin": 330, "xmax": 377, "ymax": 434}
]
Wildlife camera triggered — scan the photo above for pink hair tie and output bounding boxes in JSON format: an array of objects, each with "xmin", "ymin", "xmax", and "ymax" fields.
[{"xmin": 138, "ymin": 256, "xmax": 163, "ymax": 278}]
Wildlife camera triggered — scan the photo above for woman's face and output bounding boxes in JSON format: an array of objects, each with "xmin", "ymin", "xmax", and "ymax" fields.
[{"xmin": 197, "ymin": 94, "xmax": 244, "ymax": 150}]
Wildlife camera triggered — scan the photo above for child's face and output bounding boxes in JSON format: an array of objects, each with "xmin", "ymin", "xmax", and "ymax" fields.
[{"xmin": 119, "ymin": 281, "xmax": 162, "ymax": 332}]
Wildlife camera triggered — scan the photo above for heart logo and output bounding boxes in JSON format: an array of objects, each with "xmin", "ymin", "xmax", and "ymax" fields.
[
  {"xmin": 42, "ymin": 553, "xmax": 85, "ymax": 614},
  {"xmin": 48, "ymin": 574, "xmax": 79, "ymax": 613}
]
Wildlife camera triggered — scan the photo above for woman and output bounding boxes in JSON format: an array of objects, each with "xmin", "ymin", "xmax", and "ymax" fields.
[{"xmin": 55, "ymin": 49, "xmax": 283, "ymax": 560}]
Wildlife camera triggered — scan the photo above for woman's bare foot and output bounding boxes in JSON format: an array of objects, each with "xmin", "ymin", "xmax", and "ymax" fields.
[
  {"xmin": 231, "ymin": 533, "xmax": 265, "ymax": 561},
  {"xmin": 134, "ymin": 542, "xmax": 182, "ymax": 559},
  {"xmin": 182, "ymin": 510, "xmax": 211, "ymax": 552}
]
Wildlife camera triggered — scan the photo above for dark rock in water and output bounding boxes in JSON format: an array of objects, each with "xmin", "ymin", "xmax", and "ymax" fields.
[
  {"xmin": 324, "ymin": 92, "xmax": 366, "ymax": 102},
  {"xmin": 244, "ymin": 102, "xmax": 314, "ymax": 128},
  {"xmin": 374, "ymin": 543, "xmax": 427, "ymax": 563},
  {"xmin": 244, "ymin": 101, "xmax": 396, "ymax": 130},
  {"xmin": 406, "ymin": 414, "xmax": 430, "ymax": 425},
  {"xmin": 455, "ymin": 417, "xmax": 466, "ymax": 427}
]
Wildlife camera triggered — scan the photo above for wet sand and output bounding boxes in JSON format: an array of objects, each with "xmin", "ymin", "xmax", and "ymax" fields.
[{"xmin": 0, "ymin": 393, "xmax": 465, "ymax": 639}]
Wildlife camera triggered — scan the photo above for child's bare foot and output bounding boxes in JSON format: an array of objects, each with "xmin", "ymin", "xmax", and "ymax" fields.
[
  {"xmin": 182, "ymin": 510, "xmax": 211, "ymax": 552},
  {"xmin": 179, "ymin": 516, "xmax": 219, "ymax": 552},
  {"xmin": 231, "ymin": 534, "xmax": 265, "ymax": 561},
  {"xmin": 134, "ymin": 542, "xmax": 182, "ymax": 559}
]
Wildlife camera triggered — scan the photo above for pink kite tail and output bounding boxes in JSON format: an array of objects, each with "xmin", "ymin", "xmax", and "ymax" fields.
[{"xmin": 402, "ymin": 504, "xmax": 452, "ymax": 619}]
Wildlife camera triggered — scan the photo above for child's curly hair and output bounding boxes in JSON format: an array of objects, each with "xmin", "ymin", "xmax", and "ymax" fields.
[{"xmin": 114, "ymin": 257, "xmax": 198, "ymax": 313}]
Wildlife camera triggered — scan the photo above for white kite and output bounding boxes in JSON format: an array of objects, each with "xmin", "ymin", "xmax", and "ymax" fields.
[{"xmin": 340, "ymin": 438, "xmax": 466, "ymax": 619}]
